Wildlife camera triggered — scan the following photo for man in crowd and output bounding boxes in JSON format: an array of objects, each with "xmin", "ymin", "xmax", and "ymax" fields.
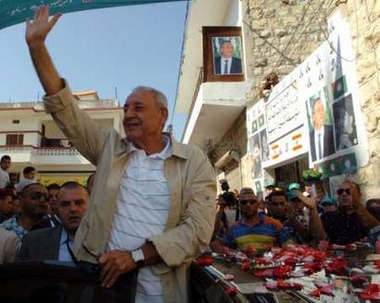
[
  {"xmin": 321, "ymin": 180, "xmax": 379, "ymax": 245},
  {"xmin": 0, "ymin": 227, "xmax": 20, "ymax": 264},
  {"xmin": 214, "ymin": 40, "xmax": 243, "ymax": 75},
  {"xmin": 211, "ymin": 187, "xmax": 293, "ymax": 252},
  {"xmin": 267, "ymin": 187, "xmax": 326, "ymax": 245},
  {"xmin": 0, "ymin": 183, "xmax": 48, "ymax": 239},
  {"xmin": 0, "ymin": 155, "xmax": 11, "ymax": 189},
  {"xmin": 18, "ymin": 182, "xmax": 89, "ymax": 261},
  {"xmin": 320, "ymin": 197, "xmax": 338, "ymax": 213},
  {"xmin": 25, "ymin": 6, "xmax": 216, "ymax": 302},
  {"xmin": 16, "ymin": 166, "xmax": 37, "ymax": 194},
  {"xmin": 0, "ymin": 188, "xmax": 15, "ymax": 223}
]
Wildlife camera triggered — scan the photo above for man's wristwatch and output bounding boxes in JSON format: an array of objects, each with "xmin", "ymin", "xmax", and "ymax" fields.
[{"xmin": 131, "ymin": 249, "xmax": 145, "ymax": 268}]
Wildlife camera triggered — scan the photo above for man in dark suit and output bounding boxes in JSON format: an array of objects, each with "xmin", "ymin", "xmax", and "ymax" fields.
[
  {"xmin": 214, "ymin": 40, "xmax": 242, "ymax": 75},
  {"xmin": 309, "ymin": 97, "xmax": 335, "ymax": 161},
  {"xmin": 18, "ymin": 182, "xmax": 89, "ymax": 261}
]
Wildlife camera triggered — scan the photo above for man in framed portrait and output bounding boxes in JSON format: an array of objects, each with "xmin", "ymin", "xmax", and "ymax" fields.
[{"xmin": 214, "ymin": 39, "xmax": 242, "ymax": 75}]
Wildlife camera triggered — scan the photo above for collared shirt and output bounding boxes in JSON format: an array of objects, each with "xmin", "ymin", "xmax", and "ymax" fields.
[
  {"xmin": 0, "ymin": 168, "xmax": 9, "ymax": 189},
  {"xmin": 224, "ymin": 214, "xmax": 292, "ymax": 250},
  {"xmin": 0, "ymin": 215, "xmax": 27, "ymax": 239},
  {"xmin": 220, "ymin": 57, "xmax": 232, "ymax": 74},
  {"xmin": 108, "ymin": 136, "xmax": 171, "ymax": 302},
  {"xmin": 43, "ymin": 80, "xmax": 217, "ymax": 303},
  {"xmin": 314, "ymin": 127, "xmax": 325, "ymax": 159},
  {"xmin": 58, "ymin": 228, "xmax": 74, "ymax": 262}
]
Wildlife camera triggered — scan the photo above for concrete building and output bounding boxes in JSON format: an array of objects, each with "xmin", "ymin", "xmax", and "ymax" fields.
[
  {"xmin": 0, "ymin": 91, "xmax": 123, "ymax": 185},
  {"xmin": 176, "ymin": 0, "xmax": 380, "ymax": 200}
]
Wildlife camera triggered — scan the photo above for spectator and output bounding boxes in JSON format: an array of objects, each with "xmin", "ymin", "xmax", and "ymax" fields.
[
  {"xmin": 0, "ymin": 155, "xmax": 11, "ymax": 189},
  {"xmin": 211, "ymin": 187, "xmax": 293, "ymax": 252},
  {"xmin": 321, "ymin": 180, "xmax": 379, "ymax": 245},
  {"xmin": 16, "ymin": 166, "xmax": 37, "ymax": 194},
  {"xmin": 366, "ymin": 198, "xmax": 380, "ymax": 221},
  {"xmin": 0, "ymin": 183, "xmax": 48, "ymax": 239},
  {"xmin": 302, "ymin": 181, "xmax": 312, "ymax": 197},
  {"xmin": 0, "ymin": 228, "xmax": 20, "ymax": 264},
  {"xmin": 25, "ymin": 7, "xmax": 216, "ymax": 302},
  {"xmin": 320, "ymin": 197, "xmax": 338, "ymax": 213},
  {"xmin": 0, "ymin": 188, "xmax": 15, "ymax": 223},
  {"xmin": 18, "ymin": 182, "xmax": 89, "ymax": 261}
]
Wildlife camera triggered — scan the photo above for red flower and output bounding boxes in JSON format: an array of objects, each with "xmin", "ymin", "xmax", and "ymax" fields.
[
  {"xmin": 224, "ymin": 286, "xmax": 238, "ymax": 297},
  {"xmin": 240, "ymin": 261, "xmax": 251, "ymax": 271},
  {"xmin": 195, "ymin": 255, "xmax": 214, "ymax": 266},
  {"xmin": 309, "ymin": 289, "xmax": 321, "ymax": 297},
  {"xmin": 359, "ymin": 284, "xmax": 380, "ymax": 300}
]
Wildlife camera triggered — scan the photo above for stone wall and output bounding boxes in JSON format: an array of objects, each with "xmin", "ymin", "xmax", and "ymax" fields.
[
  {"xmin": 339, "ymin": 0, "xmax": 380, "ymax": 199},
  {"xmin": 214, "ymin": 0, "xmax": 380, "ymax": 198}
]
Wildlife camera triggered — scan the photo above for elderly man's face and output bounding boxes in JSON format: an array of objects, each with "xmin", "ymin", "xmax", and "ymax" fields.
[
  {"xmin": 312, "ymin": 99, "xmax": 325, "ymax": 130},
  {"xmin": 220, "ymin": 42, "xmax": 234, "ymax": 58},
  {"xmin": 123, "ymin": 90, "xmax": 167, "ymax": 147}
]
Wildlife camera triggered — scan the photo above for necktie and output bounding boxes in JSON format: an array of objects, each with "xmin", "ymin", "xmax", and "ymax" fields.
[
  {"xmin": 318, "ymin": 133, "xmax": 322, "ymax": 159},
  {"xmin": 223, "ymin": 60, "xmax": 229, "ymax": 74}
]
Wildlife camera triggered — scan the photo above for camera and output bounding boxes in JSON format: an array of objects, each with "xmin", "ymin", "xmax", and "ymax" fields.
[{"xmin": 219, "ymin": 179, "xmax": 237, "ymax": 207}]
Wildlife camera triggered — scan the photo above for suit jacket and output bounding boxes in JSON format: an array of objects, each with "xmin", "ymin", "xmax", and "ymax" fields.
[
  {"xmin": 18, "ymin": 225, "xmax": 62, "ymax": 261},
  {"xmin": 214, "ymin": 56, "xmax": 242, "ymax": 74},
  {"xmin": 0, "ymin": 228, "xmax": 20, "ymax": 264},
  {"xmin": 309, "ymin": 124, "xmax": 335, "ymax": 161}
]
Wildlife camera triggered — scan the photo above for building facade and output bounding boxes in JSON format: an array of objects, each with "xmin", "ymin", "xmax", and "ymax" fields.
[
  {"xmin": 0, "ymin": 92, "xmax": 123, "ymax": 185},
  {"xmin": 176, "ymin": 0, "xmax": 380, "ymax": 200}
]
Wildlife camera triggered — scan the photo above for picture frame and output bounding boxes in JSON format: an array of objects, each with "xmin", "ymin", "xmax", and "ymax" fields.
[{"xmin": 202, "ymin": 26, "xmax": 244, "ymax": 82}]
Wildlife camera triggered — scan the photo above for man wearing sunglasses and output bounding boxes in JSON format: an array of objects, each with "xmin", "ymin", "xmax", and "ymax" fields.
[
  {"xmin": 211, "ymin": 187, "xmax": 293, "ymax": 252},
  {"xmin": 321, "ymin": 180, "xmax": 379, "ymax": 245},
  {"xmin": 18, "ymin": 182, "xmax": 89, "ymax": 262},
  {"xmin": 0, "ymin": 183, "xmax": 48, "ymax": 239}
]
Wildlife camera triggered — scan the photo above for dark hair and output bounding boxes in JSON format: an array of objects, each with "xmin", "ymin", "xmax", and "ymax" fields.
[
  {"xmin": 23, "ymin": 166, "xmax": 36, "ymax": 175},
  {"xmin": 47, "ymin": 183, "xmax": 61, "ymax": 191},
  {"xmin": 1, "ymin": 155, "xmax": 11, "ymax": 163},
  {"xmin": 60, "ymin": 181, "xmax": 89, "ymax": 195},
  {"xmin": 266, "ymin": 187, "xmax": 286, "ymax": 203}
]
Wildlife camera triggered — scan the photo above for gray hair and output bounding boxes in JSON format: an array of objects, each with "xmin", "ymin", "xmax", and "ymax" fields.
[{"xmin": 131, "ymin": 86, "xmax": 168, "ymax": 110}]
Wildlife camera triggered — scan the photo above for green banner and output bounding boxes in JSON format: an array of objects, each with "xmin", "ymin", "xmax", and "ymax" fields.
[{"xmin": 0, "ymin": 0, "xmax": 185, "ymax": 30}]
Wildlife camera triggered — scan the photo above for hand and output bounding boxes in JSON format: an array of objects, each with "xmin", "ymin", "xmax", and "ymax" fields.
[
  {"xmin": 98, "ymin": 250, "xmax": 137, "ymax": 288},
  {"xmin": 350, "ymin": 182, "xmax": 362, "ymax": 207},
  {"xmin": 25, "ymin": 5, "xmax": 62, "ymax": 47},
  {"xmin": 284, "ymin": 203, "xmax": 296, "ymax": 221},
  {"xmin": 296, "ymin": 191, "xmax": 317, "ymax": 211}
]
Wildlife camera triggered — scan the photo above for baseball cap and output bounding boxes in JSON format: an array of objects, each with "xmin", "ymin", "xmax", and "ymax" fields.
[
  {"xmin": 286, "ymin": 191, "xmax": 299, "ymax": 201},
  {"xmin": 288, "ymin": 182, "xmax": 301, "ymax": 191},
  {"xmin": 265, "ymin": 181, "xmax": 275, "ymax": 189},
  {"xmin": 321, "ymin": 197, "xmax": 338, "ymax": 206}
]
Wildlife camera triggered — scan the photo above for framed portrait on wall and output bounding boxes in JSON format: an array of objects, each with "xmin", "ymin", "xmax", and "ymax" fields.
[{"xmin": 202, "ymin": 26, "xmax": 244, "ymax": 82}]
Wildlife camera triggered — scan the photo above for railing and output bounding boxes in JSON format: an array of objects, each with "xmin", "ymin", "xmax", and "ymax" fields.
[{"xmin": 0, "ymin": 145, "xmax": 82, "ymax": 157}]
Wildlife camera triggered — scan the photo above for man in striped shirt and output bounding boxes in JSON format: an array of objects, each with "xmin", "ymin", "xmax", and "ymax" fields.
[{"xmin": 211, "ymin": 187, "xmax": 293, "ymax": 252}]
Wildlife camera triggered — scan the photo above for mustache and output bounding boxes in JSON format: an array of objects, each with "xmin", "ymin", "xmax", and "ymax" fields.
[{"xmin": 124, "ymin": 118, "xmax": 141, "ymax": 124}]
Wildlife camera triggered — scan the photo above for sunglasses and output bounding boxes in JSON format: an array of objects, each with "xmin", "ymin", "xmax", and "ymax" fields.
[
  {"xmin": 240, "ymin": 199, "xmax": 257, "ymax": 206},
  {"xmin": 29, "ymin": 192, "xmax": 48, "ymax": 201},
  {"xmin": 337, "ymin": 188, "xmax": 351, "ymax": 195}
]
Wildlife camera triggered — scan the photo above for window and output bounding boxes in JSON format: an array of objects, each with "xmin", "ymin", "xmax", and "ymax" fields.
[{"xmin": 6, "ymin": 134, "xmax": 24, "ymax": 146}]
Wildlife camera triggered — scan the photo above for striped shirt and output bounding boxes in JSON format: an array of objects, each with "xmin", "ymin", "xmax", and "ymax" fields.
[
  {"xmin": 107, "ymin": 136, "xmax": 171, "ymax": 303},
  {"xmin": 224, "ymin": 214, "xmax": 292, "ymax": 250},
  {"xmin": 0, "ymin": 215, "xmax": 27, "ymax": 239}
]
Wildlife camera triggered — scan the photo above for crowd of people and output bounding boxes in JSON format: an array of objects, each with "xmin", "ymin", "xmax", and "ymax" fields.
[
  {"xmin": 211, "ymin": 180, "xmax": 380, "ymax": 254},
  {"xmin": 0, "ymin": 5, "xmax": 379, "ymax": 303}
]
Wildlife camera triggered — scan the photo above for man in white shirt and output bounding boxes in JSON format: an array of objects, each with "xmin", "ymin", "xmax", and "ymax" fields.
[{"xmin": 0, "ymin": 155, "xmax": 11, "ymax": 189}]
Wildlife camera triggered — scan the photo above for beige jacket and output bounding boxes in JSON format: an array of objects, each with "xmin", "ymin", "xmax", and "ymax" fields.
[{"xmin": 44, "ymin": 81, "xmax": 216, "ymax": 303}]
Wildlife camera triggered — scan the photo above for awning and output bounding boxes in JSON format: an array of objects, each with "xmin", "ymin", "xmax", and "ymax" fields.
[{"xmin": 0, "ymin": 0, "xmax": 186, "ymax": 30}]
